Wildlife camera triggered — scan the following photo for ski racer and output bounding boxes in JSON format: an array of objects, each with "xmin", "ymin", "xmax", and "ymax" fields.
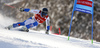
[{"xmin": 6, "ymin": 8, "xmax": 50, "ymax": 34}]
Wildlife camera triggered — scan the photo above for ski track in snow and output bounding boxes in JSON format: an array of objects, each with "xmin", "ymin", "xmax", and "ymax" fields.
[
  {"xmin": 0, "ymin": 13, "xmax": 100, "ymax": 48},
  {"xmin": 0, "ymin": 28, "xmax": 100, "ymax": 48}
]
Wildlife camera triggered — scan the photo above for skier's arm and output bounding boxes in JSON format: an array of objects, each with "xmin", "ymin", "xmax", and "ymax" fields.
[
  {"xmin": 20, "ymin": 8, "xmax": 40, "ymax": 14},
  {"xmin": 46, "ymin": 17, "xmax": 50, "ymax": 31}
]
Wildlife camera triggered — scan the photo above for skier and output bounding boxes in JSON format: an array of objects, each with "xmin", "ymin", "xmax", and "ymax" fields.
[{"xmin": 6, "ymin": 8, "xmax": 50, "ymax": 34}]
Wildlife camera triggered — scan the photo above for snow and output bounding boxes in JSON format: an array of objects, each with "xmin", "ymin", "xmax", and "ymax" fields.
[
  {"xmin": 97, "ymin": 21, "xmax": 100, "ymax": 24},
  {"xmin": 0, "ymin": 29, "xmax": 100, "ymax": 48},
  {"xmin": 0, "ymin": 14, "xmax": 100, "ymax": 48}
]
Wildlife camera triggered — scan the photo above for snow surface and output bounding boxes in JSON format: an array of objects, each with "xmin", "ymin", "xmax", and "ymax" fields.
[{"xmin": 0, "ymin": 14, "xmax": 100, "ymax": 48}]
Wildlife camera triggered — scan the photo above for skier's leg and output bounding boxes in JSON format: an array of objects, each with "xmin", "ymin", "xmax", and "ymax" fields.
[
  {"xmin": 13, "ymin": 22, "xmax": 25, "ymax": 28},
  {"xmin": 10, "ymin": 17, "xmax": 33, "ymax": 28},
  {"xmin": 20, "ymin": 22, "xmax": 38, "ymax": 32},
  {"xmin": 7, "ymin": 17, "xmax": 33, "ymax": 30},
  {"xmin": 20, "ymin": 17, "xmax": 37, "ymax": 31},
  {"xmin": 7, "ymin": 21, "xmax": 25, "ymax": 30},
  {"xmin": 26, "ymin": 21, "xmax": 38, "ymax": 29},
  {"xmin": 10, "ymin": 17, "xmax": 32, "ymax": 28}
]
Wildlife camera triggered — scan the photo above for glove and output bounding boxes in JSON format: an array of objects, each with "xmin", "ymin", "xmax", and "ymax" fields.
[
  {"xmin": 45, "ymin": 30, "xmax": 49, "ymax": 34},
  {"xmin": 19, "ymin": 8, "xmax": 24, "ymax": 12}
]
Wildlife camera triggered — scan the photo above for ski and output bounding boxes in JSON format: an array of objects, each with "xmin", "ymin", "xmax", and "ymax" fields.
[{"xmin": 4, "ymin": 27, "xmax": 29, "ymax": 32}]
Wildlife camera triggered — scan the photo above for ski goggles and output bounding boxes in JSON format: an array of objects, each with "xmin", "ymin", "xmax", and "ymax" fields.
[{"xmin": 42, "ymin": 11, "xmax": 48, "ymax": 16}]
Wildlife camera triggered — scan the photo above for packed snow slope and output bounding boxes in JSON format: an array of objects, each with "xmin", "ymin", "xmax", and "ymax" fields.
[{"xmin": 0, "ymin": 14, "xmax": 100, "ymax": 48}]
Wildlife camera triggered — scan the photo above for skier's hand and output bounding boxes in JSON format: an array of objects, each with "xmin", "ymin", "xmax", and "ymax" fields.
[
  {"xmin": 20, "ymin": 8, "xmax": 24, "ymax": 12},
  {"xmin": 45, "ymin": 30, "xmax": 49, "ymax": 34}
]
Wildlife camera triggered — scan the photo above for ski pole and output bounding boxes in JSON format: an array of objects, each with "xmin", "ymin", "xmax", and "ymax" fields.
[
  {"xmin": 4, "ymin": 3, "xmax": 16, "ymax": 8},
  {"xmin": 3, "ymin": 3, "xmax": 19, "ymax": 11}
]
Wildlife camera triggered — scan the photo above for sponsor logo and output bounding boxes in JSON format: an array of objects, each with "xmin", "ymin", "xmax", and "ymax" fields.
[
  {"xmin": 33, "ymin": 11, "xmax": 38, "ymax": 13},
  {"xmin": 77, "ymin": 0, "xmax": 92, "ymax": 7}
]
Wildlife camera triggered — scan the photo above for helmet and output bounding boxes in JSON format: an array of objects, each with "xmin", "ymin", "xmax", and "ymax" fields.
[{"xmin": 42, "ymin": 8, "xmax": 48, "ymax": 16}]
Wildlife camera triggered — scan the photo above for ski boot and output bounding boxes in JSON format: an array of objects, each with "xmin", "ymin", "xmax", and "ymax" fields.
[
  {"xmin": 20, "ymin": 26, "xmax": 29, "ymax": 32},
  {"xmin": 5, "ymin": 25, "xmax": 13, "ymax": 30}
]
